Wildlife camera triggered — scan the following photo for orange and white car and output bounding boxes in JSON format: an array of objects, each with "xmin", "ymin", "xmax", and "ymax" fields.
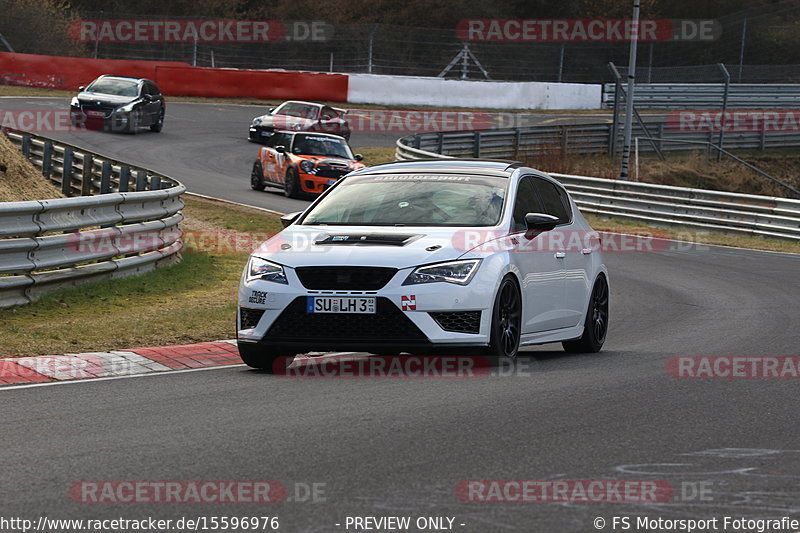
[{"xmin": 250, "ymin": 131, "xmax": 365, "ymax": 198}]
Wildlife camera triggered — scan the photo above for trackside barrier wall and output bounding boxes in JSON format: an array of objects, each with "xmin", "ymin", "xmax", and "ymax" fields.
[
  {"xmin": 346, "ymin": 74, "xmax": 602, "ymax": 110},
  {"xmin": 0, "ymin": 52, "xmax": 349, "ymax": 101},
  {"xmin": 0, "ymin": 130, "xmax": 185, "ymax": 308},
  {"xmin": 395, "ymin": 137, "xmax": 800, "ymax": 241}
]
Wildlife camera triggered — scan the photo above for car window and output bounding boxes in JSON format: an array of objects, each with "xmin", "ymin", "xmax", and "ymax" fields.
[
  {"xmin": 302, "ymin": 174, "xmax": 508, "ymax": 227},
  {"xmin": 272, "ymin": 133, "xmax": 292, "ymax": 149},
  {"xmin": 533, "ymin": 178, "xmax": 571, "ymax": 224},
  {"xmin": 86, "ymin": 78, "xmax": 140, "ymax": 97},
  {"xmin": 275, "ymin": 103, "xmax": 318, "ymax": 120},
  {"xmin": 320, "ymin": 107, "xmax": 337, "ymax": 121},
  {"xmin": 512, "ymin": 177, "xmax": 543, "ymax": 231},
  {"xmin": 292, "ymin": 135, "xmax": 353, "ymax": 159},
  {"xmin": 144, "ymin": 82, "xmax": 160, "ymax": 96}
]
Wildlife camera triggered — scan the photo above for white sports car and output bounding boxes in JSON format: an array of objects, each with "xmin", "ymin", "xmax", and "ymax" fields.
[{"xmin": 237, "ymin": 159, "xmax": 609, "ymax": 371}]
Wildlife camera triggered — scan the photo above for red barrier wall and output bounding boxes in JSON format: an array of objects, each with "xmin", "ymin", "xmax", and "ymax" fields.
[
  {"xmin": 0, "ymin": 52, "xmax": 349, "ymax": 102},
  {"xmin": 154, "ymin": 66, "xmax": 348, "ymax": 101}
]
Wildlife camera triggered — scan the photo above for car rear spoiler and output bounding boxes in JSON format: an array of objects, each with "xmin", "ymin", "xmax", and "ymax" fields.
[{"xmin": 332, "ymin": 106, "xmax": 348, "ymax": 116}]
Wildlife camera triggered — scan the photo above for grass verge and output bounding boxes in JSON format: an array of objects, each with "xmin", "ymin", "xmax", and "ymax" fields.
[{"xmin": 0, "ymin": 195, "xmax": 282, "ymax": 357}]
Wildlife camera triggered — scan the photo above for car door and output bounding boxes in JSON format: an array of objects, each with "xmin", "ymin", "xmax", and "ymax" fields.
[
  {"xmin": 532, "ymin": 177, "xmax": 591, "ymax": 328},
  {"xmin": 140, "ymin": 82, "xmax": 159, "ymax": 125},
  {"xmin": 259, "ymin": 133, "xmax": 285, "ymax": 184},
  {"xmin": 509, "ymin": 176, "xmax": 568, "ymax": 334}
]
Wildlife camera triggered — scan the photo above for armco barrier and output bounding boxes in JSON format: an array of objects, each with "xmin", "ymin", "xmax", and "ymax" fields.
[
  {"xmin": 602, "ymin": 83, "xmax": 800, "ymax": 110},
  {"xmin": 0, "ymin": 51, "xmax": 349, "ymax": 101},
  {"xmin": 395, "ymin": 137, "xmax": 800, "ymax": 241},
  {"xmin": 0, "ymin": 130, "xmax": 185, "ymax": 308}
]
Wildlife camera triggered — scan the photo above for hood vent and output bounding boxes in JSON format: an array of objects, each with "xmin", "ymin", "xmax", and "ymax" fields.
[{"xmin": 314, "ymin": 233, "xmax": 422, "ymax": 246}]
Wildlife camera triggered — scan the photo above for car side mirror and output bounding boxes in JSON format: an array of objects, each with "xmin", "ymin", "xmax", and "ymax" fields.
[
  {"xmin": 354, "ymin": 154, "xmax": 363, "ymax": 162},
  {"xmin": 78, "ymin": 86, "xmax": 85, "ymax": 92},
  {"xmin": 142, "ymin": 94, "xmax": 153, "ymax": 101},
  {"xmin": 524, "ymin": 213, "xmax": 559, "ymax": 237},
  {"xmin": 267, "ymin": 106, "xmax": 275, "ymax": 114},
  {"xmin": 275, "ymin": 145, "xmax": 286, "ymax": 154},
  {"xmin": 280, "ymin": 211, "xmax": 302, "ymax": 228}
]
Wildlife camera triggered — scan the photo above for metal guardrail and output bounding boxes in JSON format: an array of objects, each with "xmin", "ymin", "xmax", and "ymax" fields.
[
  {"xmin": 602, "ymin": 84, "xmax": 800, "ymax": 110},
  {"xmin": 396, "ymin": 122, "xmax": 800, "ymax": 162},
  {"xmin": 0, "ymin": 130, "xmax": 185, "ymax": 308},
  {"xmin": 395, "ymin": 137, "xmax": 800, "ymax": 241}
]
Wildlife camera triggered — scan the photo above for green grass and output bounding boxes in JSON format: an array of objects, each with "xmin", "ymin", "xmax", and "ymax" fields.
[{"xmin": 0, "ymin": 196, "xmax": 283, "ymax": 356}]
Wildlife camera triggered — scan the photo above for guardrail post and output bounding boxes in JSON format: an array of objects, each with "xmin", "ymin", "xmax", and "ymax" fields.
[
  {"xmin": 474, "ymin": 131, "xmax": 481, "ymax": 158},
  {"xmin": 560, "ymin": 126, "xmax": 569, "ymax": 155},
  {"xmin": 135, "ymin": 171, "xmax": 147, "ymax": 191},
  {"xmin": 413, "ymin": 135, "xmax": 421, "ymax": 150},
  {"xmin": 21, "ymin": 135, "xmax": 31, "ymax": 158},
  {"xmin": 150, "ymin": 175, "xmax": 161, "ymax": 190},
  {"xmin": 61, "ymin": 148, "xmax": 74, "ymax": 196},
  {"xmin": 513, "ymin": 128, "xmax": 521, "ymax": 158},
  {"xmin": 657, "ymin": 124, "xmax": 664, "ymax": 154},
  {"xmin": 100, "ymin": 161, "xmax": 112, "ymax": 193},
  {"xmin": 118, "ymin": 166, "xmax": 131, "ymax": 193},
  {"xmin": 42, "ymin": 141, "xmax": 53, "ymax": 178},
  {"xmin": 760, "ymin": 129, "xmax": 767, "ymax": 151},
  {"xmin": 81, "ymin": 155, "xmax": 93, "ymax": 196},
  {"xmin": 436, "ymin": 133, "xmax": 444, "ymax": 155}
]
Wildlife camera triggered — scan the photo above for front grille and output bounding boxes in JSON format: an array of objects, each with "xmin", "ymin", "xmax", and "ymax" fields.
[
  {"xmin": 240, "ymin": 307, "xmax": 266, "ymax": 329},
  {"xmin": 295, "ymin": 266, "xmax": 397, "ymax": 290},
  {"xmin": 267, "ymin": 297, "xmax": 426, "ymax": 341},
  {"xmin": 81, "ymin": 104, "xmax": 116, "ymax": 117},
  {"xmin": 313, "ymin": 167, "xmax": 349, "ymax": 179},
  {"xmin": 430, "ymin": 311, "xmax": 481, "ymax": 334}
]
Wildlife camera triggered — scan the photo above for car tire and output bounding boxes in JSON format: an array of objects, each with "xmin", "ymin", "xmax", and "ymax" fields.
[
  {"xmin": 284, "ymin": 167, "xmax": 301, "ymax": 198},
  {"xmin": 486, "ymin": 276, "xmax": 522, "ymax": 360},
  {"xmin": 150, "ymin": 109, "xmax": 164, "ymax": 132},
  {"xmin": 563, "ymin": 274, "xmax": 608, "ymax": 353},
  {"xmin": 251, "ymin": 161, "xmax": 266, "ymax": 191},
  {"xmin": 238, "ymin": 343, "xmax": 295, "ymax": 373}
]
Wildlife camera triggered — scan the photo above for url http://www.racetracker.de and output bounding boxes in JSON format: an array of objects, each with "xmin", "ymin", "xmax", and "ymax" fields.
[{"xmin": 0, "ymin": 515, "xmax": 281, "ymax": 532}]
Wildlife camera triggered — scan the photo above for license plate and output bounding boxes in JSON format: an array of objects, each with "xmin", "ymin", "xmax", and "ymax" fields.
[
  {"xmin": 85, "ymin": 110, "xmax": 104, "ymax": 117},
  {"xmin": 259, "ymin": 130, "xmax": 270, "ymax": 136},
  {"xmin": 307, "ymin": 296, "xmax": 376, "ymax": 314}
]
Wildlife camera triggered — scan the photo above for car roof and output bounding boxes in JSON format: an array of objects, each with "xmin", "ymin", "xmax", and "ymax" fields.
[
  {"xmin": 279, "ymin": 100, "xmax": 323, "ymax": 108},
  {"xmin": 96, "ymin": 75, "xmax": 146, "ymax": 83},
  {"xmin": 273, "ymin": 130, "xmax": 349, "ymax": 141},
  {"xmin": 349, "ymin": 159, "xmax": 524, "ymax": 178}
]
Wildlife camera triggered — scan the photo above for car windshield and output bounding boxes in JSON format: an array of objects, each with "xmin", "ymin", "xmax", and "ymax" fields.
[
  {"xmin": 86, "ymin": 78, "xmax": 139, "ymax": 97},
  {"xmin": 292, "ymin": 135, "xmax": 353, "ymax": 159},
  {"xmin": 274, "ymin": 102, "xmax": 318, "ymax": 120},
  {"xmin": 302, "ymin": 174, "xmax": 507, "ymax": 227}
]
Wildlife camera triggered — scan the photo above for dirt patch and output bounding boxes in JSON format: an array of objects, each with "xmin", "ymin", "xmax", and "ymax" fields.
[{"xmin": 0, "ymin": 133, "xmax": 64, "ymax": 202}]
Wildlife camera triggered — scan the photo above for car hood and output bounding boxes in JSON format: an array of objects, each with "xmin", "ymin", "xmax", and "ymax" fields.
[
  {"xmin": 253, "ymin": 114, "xmax": 313, "ymax": 128},
  {"xmin": 299, "ymin": 155, "xmax": 363, "ymax": 169},
  {"xmin": 251, "ymin": 225, "xmax": 503, "ymax": 269},
  {"xmin": 77, "ymin": 92, "xmax": 137, "ymax": 107}
]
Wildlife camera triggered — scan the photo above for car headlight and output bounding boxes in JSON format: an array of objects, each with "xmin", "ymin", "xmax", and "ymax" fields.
[
  {"xmin": 116, "ymin": 103, "xmax": 135, "ymax": 114},
  {"xmin": 246, "ymin": 256, "xmax": 288, "ymax": 284},
  {"xmin": 403, "ymin": 259, "xmax": 481, "ymax": 286},
  {"xmin": 252, "ymin": 117, "xmax": 262, "ymax": 125},
  {"xmin": 299, "ymin": 160, "xmax": 314, "ymax": 172},
  {"xmin": 70, "ymin": 97, "xmax": 79, "ymax": 107}
]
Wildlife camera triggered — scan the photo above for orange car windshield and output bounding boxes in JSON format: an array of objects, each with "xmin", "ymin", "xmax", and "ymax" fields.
[{"xmin": 293, "ymin": 135, "xmax": 353, "ymax": 159}]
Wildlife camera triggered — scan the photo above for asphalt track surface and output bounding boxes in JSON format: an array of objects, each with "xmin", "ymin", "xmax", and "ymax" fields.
[{"xmin": 1, "ymin": 97, "xmax": 799, "ymax": 532}]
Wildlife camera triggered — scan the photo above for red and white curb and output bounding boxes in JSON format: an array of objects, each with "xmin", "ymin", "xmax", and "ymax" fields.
[{"xmin": 0, "ymin": 340, "xmax": 243, "ymax": 386}]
